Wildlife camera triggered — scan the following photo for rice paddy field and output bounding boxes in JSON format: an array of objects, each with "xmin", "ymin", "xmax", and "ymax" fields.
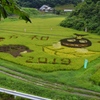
[{"xmin": 0, "ymin": 16, "xmax": 100, "ymax": 99}]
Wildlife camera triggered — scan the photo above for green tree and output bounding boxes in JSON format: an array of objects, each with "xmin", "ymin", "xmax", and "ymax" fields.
[
  {"xmin": 17, "ymin": 0, "xmax": 81, "ymax": 8},
  {"xmin": 60, "ymin": 0, "xmax": 100, "ymax": 34},
  {"xmin": 0, "ymin": 0, "xmax": 31, "ymax": 23}
]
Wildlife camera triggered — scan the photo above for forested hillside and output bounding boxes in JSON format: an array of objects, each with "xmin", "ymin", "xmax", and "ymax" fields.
[
  {"xmin": 17, "ymin": 0, "xmax": 81, "ymax": 8},
  {"xmin": 60, "ymin": 0, "xmax": 100, "ymax": 34}
]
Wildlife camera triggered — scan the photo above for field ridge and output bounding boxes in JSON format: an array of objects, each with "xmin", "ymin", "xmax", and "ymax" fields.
[{"xmin": 0, "ymin": 66, "xmax": 100, "ymax": 100}]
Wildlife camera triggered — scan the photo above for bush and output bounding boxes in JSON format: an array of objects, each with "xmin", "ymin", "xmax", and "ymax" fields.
[{"xmin": 22, "ymin": 8, "xmax": 40, "ymax": 16}]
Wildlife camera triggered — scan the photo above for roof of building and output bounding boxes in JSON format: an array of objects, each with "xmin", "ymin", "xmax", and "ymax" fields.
[{"xmin": 39, "ymin": 5, "xmax": 52, "ymax": 11}]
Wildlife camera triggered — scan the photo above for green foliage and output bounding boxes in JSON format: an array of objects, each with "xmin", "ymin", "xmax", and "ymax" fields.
[
  {"xmin": 54, "ymin": 4, "xmax": 75, "ymax": 10},
  {"xmin": 17, "ymin": 0, "xmax": 81, "ymax": 8},
  {"xmin": 0, "ymin": 92, "xmax": 14, "ymax": 100},
  {"xmin": 0, "ymin": 92, "xmax": 29, "ymax": 100},
  {"xmin": 0, "ymin": 4, "xmax": 7, "ymax": 19},
  {"xmin": 90, "ymin": 68, "xmax": 100, "ymax": 85},
  {"xmin": 60, "ymin": 17, "xmax": 84, "ymax": 30},
  {"xmin": 60, "ymin": 0, "xmax": 100, "ymax": 34},
  {"xmin": 0, "ymin": 0, "xmax": 31, "ymax": 23},
  {"xmin": 22, "ymin": 7, "xmax": 40, "ymax": 16}
]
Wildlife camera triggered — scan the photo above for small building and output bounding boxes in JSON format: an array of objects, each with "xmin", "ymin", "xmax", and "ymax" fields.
[
  {"xmin": 39, "ymin": 5, "xmax": 52, "ymax": 12},
  {"xmin": 64, "ymin": 9, "xmax": 73, "ymax": 12}
]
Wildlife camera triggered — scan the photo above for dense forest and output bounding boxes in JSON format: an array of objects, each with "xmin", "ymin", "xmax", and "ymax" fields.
[
  {"xmin": 16, "ymin": 0, "xmax": 81, "ymax": 8},
  {"xmin": 60, "ymin": 0, "xmax": 100, "ymax": 34}
]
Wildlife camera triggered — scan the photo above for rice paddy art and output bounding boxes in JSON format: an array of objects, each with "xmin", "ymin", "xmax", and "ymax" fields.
[
  {"xmin": 0, "ymin": 44, "xmax": 33, "ymax": 57},
  {"xmin": 0, "ymin": 18, "xmax": 100, "ymax": 72}
]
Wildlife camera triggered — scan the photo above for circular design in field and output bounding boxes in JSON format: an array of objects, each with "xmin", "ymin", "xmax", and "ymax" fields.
[
  {"xmin": 0, "ymin": 44, "xmax": 33, "ymax": 57},
  {"xmin": 60, "ymin": 33, "xmax": 92, "ymax": 48}
]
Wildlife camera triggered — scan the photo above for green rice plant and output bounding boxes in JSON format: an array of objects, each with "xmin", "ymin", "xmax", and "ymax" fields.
[
  {"xmin": 0, "ymin": 17, "xmax": 100, "ymax": 72},
  {"xmin": 0, "ymin": 16, "xmax": 100, "ymax": 92}
]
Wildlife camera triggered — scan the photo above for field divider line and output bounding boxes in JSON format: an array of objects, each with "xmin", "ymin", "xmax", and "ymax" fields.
[{"xmin": 0, "ymin": 28, "xmax": 68, "ymax": 37}]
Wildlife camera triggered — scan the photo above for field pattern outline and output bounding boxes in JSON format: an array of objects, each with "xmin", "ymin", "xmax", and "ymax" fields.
[{"xmin": 0, "ymin": 32, "xmax": 100, "ymax": 71}]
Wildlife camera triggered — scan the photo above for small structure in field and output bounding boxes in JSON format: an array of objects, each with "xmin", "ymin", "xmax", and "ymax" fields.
[
  {"xmin": 64, "ymin": 9, "xmax": 73, "ymax": 12},
  {"xmin": 53, "ymin": 42, "xmax": 61, "ymax": 49}
]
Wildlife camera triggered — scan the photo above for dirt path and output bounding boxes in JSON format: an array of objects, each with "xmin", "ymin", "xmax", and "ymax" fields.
[{"xmin": 0, "ymin": 66, "xmax": 100, "ymax": 100}]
